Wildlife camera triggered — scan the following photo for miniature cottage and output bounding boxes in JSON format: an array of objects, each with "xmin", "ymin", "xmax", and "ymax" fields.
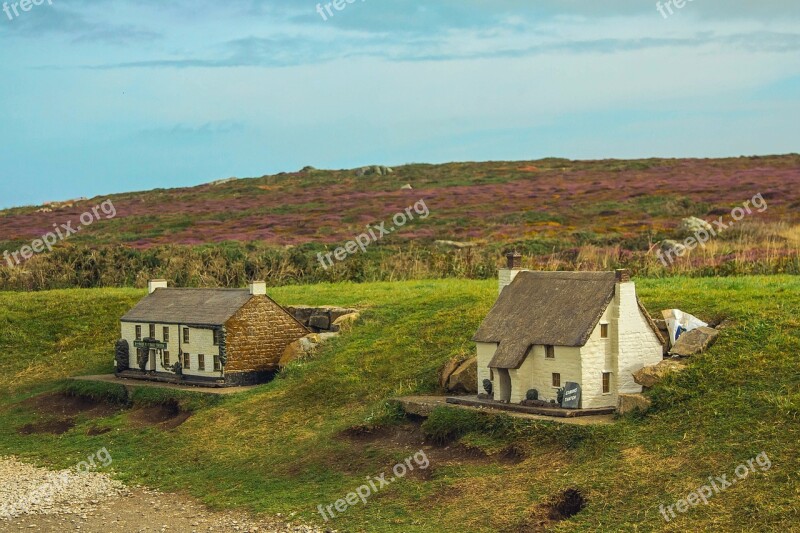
[
  {"xmin": 473, "ymin": 262, "xmax": 664, "ymax": 409},
  {"xmin": 115, "ymin": 280, "xmax": 309, "ymax": 386}
]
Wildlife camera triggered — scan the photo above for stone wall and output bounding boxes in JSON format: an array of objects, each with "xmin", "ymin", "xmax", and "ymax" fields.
[
  {"xmin": 284, "ymin": 306, "xmax": 358, "ymax": 333},
  {"xmin": 224, "ymin": 297, "xmax": 309, "ymax": 373}
]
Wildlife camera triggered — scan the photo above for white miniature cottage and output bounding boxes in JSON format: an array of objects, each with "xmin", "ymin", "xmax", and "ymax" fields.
[
  {"xmin": 116, "ymin": 280, "xmax": 308, "ymax": 386},
  {"xmin": 473, "ymin": 261, "xmax": 664, "ymax": 409}
]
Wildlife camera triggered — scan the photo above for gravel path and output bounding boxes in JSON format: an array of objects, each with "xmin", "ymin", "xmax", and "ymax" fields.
[{"xmin": 0, "ymin": 457, "xmax": 331, "ymax": 533}]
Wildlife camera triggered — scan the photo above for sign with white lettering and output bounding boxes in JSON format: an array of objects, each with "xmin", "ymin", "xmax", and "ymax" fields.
[{"xmin": 561, "ymin": 382, "xmax": 581, "ymax": 409}]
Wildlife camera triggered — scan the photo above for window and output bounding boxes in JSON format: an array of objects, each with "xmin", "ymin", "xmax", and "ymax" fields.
[
  {"xmin": 163, "ymin": 351, "xmax": 170, "ymax": 366},
  {"xmin": 601, "ymin": 323, "xmax": 609, "ymax": 338},
  {"xmin": 198, "ymin": 354, "xmax": 205, "ymax": 371},
  {"xmin": 183, "ymin": 328, "xmax": 190, "ymax": 343},
  {"xmin": 149, "ymin": 324, "xmax": 156, "ymax": 339},
  {"xmin": 183, "ymin": 353, "xmax": 190, "ymax": 369},
  {"xmin": 545, "ymin": 345, "xmax": 555, "ymax": 359},
  {"xmin": 213, "ymin": 355, "xmax": 221, "ymax": 371},
  {"xmin": 135, "ymin": 325, "xmax": 142, "ymax": 340},
  {"xmin": 602, "ymin": 372, "xmax": 611, "ymax": 394},
  {"xmin": 163, "ymin": 327, "xmax": 170, "ymax": 342},
  {"xmin": 213, "ymin": 329, "xmax": 220, "ymax": 346},
  {"xmin": 552, "ymin": 373, "xmax": 561, "ymax": 387}
]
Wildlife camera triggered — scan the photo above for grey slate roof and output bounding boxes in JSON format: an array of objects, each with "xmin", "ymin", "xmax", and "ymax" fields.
[
  {"xmin": 473, "ymin": 271, "xmax": 618, "ymax": 369},
  {"xmin": 120, "ymin": 288, "xmax": 254, "ymax": 326}
]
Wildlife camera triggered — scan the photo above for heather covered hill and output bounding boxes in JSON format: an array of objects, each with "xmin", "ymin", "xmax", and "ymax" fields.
[{"xmin": 1, "ymin": 155, "xmax": 799, "ymax": 289}]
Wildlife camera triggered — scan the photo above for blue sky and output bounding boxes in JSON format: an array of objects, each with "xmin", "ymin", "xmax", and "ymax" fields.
[{"xmin": 0, "ymin": 0, "xmax": 798, "ymax": 208}]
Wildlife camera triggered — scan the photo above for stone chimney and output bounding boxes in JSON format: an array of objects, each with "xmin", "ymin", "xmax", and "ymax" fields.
[
  {"xmin": 615, "ymin": 269, "xmax": 631, "ymax": 283},
  {"xmin": 249, "ymin": 281, "xmax": 267, "ymax": 296},
  {"xmin": 148, "ymin": 279, "xmax": 168, "ymax": 294},
  {"xmin": 498, "ymin": 252, "xmax": 525, "ymax": 294}
]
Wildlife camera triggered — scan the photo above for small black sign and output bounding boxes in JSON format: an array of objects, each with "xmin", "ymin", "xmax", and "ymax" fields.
[{"xmin": 561, "ymin": 382, "xmax": 581, "ymax": 409}]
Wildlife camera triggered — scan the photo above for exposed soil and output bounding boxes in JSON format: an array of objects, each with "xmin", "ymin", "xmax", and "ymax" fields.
[
  {"xmin": 339, "ymin": 421, "xmax": 507, "ymax": 469},
  {"xmin": 17, "ymin": 419, "xmax": 75, "ymax": 435},
  {"xmin": 86, "ymin": 426, "xmax": 111, "ymax": 436},
  {"xmin": 128, "ymin": 402, "xmax": 192, "ymax": 430},
  {"xmin": 515, "ymin": 488, "xmax": 587, "ymax": 532},
  {"xmin": 22, "ymin": 393, "xmax": 122, "ymax": 419}
]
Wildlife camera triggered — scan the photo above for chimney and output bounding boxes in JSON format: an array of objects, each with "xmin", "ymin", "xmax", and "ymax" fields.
[
  {"xmin": 249, "ymin": 281, "xmax": 267, "ymax": 296},
  {"xmin": 498, "ymin": 252, "xmax": 525, "ymax": 294},
  {"xmin": 148, "ymin": 279, "xmax": 168, "ymax": 294},
  {"xmin": 506, "ymin": 251, "xmax": 522, "ymax": 269},
  {"xmin": 615, "ymin": 269, "xmax": 631, "ymax": 283}
]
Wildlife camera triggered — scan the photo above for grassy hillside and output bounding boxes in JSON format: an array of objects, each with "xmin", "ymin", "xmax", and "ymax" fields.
[
  {"xmin": 1, "ymin": 156, "xmax": 799, "ymax": 290},
  {"xmin": 1, "ymin": 277, "xmax": 799, "ymax": 531}
]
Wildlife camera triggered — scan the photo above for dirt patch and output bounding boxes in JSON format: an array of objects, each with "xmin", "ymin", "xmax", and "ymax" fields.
[
  {"xmin": 18, "ymin": 418, "xmax": 75, "ymax": 435},
  {"xmin": 128, "ymin": 402, "xmax": 191, "ymax": 430},
  {"xmin": 516, "ymin": 488, "xmax": 587, "ymax": 532},
  {"xmin": 498, "ymin": 444, "xmax": 528, "ymax": 465},
  {"xmin": 87, "ymin": 426, "xmax": 111, "ymax": 436},
  {"xmin": 339, "ymin": 421, "xmax": 490, "ymax": 467},
  {"xmin": 22, "ymin": 393, "xmax": 122, "ymax": 419}
]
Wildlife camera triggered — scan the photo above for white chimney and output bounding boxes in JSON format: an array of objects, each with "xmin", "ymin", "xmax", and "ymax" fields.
[
  {"xmin": 249, "ymin": 281, "xmax": 267, "ymax": 296},
  {"xmin": 148, "ymin": 279, "xmax": 168, "ymax": 294},
  {"xmin": 498, "ymin": 252, "xmax": 525, "ymax": 294}
]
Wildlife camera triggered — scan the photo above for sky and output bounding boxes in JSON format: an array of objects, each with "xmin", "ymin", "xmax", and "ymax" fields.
[{"xmin": 0, "ymin": 0, "xmax": 799, "ymax": 208}]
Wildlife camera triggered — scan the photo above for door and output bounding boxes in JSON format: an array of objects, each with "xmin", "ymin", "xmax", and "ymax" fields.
[
  {"xmin": 149, "ymin": 349, "xmax": 156, "ymax": 372},
  {"xmin": 497, "ymin": 368, "xmax": 512, "ymax": 403}
]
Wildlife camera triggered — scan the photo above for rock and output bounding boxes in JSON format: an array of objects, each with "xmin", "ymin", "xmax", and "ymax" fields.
[
  {"xmin": 285, "ymin": 306, "xmax": 315, "ymax": 324},
  {"xmin": 670, "ymin": 326, "xmax": 720, "ymax": 357},
  {"xmin": 329, "ymin": 307, "xmax": 357, "ymax": 323},
  {"xmin": 434, "ymin": 240, "xmax": 477, "ymax": 249},
  {"xmin": 446, "ymin": 357, "xmax": 478, "ymax": 394},
  {"xmin": 618, "ymin": 393, "xmax": 652, "ymax": 415},
  {"xmin": 660, "ymin": 239, "xmax": 682, "ymax": 253},
  {"xmin": 355, "ymin": 165, "xmax": 393, "ymax": 177},
  {"xmin": 400, "ymin": 184, "xmax": 413, "ymax": 190},
  {"xmin": 632, "ymin": 359, "xmax": 686, "ymax": 388},
  {"xmin": 677, "ymin": 216, "xmax": 714, "ymax": 237},
  {"xmin": 330, "ymin": 312, "xmax": 360, "ymax": 332},
  {"xmin": 279, "ymin": 340, "xmax": 305, "ymax": 367},
  {"xmin": 439, "ymin": 357, "xmax": 463, "ymax": 389},
  {"xmin": 308, "ymin": 312, "xmax": 331, "ymax": 330},
  {"xmin": 278, "ymin": 334, "xmax": 320, "ymax": 367},
  {"xmin": 317, "ymin": 332, "xmax": 339, "ymax": 342}
]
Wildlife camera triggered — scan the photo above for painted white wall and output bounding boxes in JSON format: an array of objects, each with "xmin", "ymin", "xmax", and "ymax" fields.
[
  {"xmin": 615, "ymin": 282, "xmax": 664, "ymax": 395},
  {"xmin": 580, "ymin": 306, "xmax": 615, "ymax": 409},
  {"xmin": 120, "ymin": 322, "xmax": 223, "ymax": 379},
  {"xmin": 476, "ymin": 342, "xmax": 497, "ymax": 393}
]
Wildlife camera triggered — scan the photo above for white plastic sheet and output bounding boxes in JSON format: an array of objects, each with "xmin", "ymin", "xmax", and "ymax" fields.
[{"xmin": 661, "ymin": 309, "xmax": 708, "ymax": 347}]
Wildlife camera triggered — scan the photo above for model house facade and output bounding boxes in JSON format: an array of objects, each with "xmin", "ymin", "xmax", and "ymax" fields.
[
  {"xmin": 116, "ymin": 280, "xmax": 309, "ymax": 386},
  {"xmin": 473, "ymin": 263, "xmax": 664, "ymax": 409}
]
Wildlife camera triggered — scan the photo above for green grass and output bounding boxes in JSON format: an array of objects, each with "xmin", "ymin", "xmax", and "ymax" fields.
[{"xmin": 1, "ymin": 277, "xmax": 799, "ymax": 531}]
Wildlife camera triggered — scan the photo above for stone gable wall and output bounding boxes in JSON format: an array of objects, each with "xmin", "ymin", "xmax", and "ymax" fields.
[{"xmin": 224, "ymin": 297, "xmax": 308, "ymax": 373}]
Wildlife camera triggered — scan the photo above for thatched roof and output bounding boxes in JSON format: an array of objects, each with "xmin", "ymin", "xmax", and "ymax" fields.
[
  {"xmin": 121, "ymin": 288, "xmax": 253, "ymax": 326},
  {"xmin": 473, "ymin": 271, "xmax": 618, "ymax": 369}
]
